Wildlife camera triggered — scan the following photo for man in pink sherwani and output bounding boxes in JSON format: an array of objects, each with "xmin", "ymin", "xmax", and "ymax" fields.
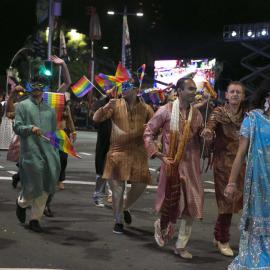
[{"xmin": 144, "ymin": 77, "xmax": 204, "ymax": 259}]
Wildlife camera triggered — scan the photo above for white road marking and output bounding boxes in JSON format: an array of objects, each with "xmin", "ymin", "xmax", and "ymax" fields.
[
  {"xmin": 204, "ymin": 188, "xmax": 215, "ymax": 193},
  {"xmin": 0, "ymin": 165, "xmax": 4, "ymax": 168},
  {"xmin": 149, "ymin": 168, "xmax": 156, "ymax": 172},
  {"xmin": 64, "ymin": 180, "xmax": 94, "ymax": 185},
  {"xmin": 0, "ymin": 269, "xmax": 63, "ymax": 270},
  {"xmin": 7, "ymin": 171, "xmax": 17, "ymax": 175},
  {"xmin": 0, "ymin": 177, "xmax": 12, "ymax": 180},
  {"xmin": 0, "ymin": 177, "xmax": 215, "ymax": 193},
  {"xmin": 78, "ymin": 152, "xmax": 92, "ymax": 156},
  {"xmin": 204, "ymin": 180, "xmax": 214, "ymax": 185}
]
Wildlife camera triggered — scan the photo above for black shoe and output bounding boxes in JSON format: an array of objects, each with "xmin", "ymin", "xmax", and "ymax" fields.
[
  {"xmin": 29, "ymin": 220, "xmax": 43, "ymax": 233},
  {"xmin": 43, "ymin": 206, "xmax": 54, "ymax": 217},
  {"xmin": 12, "ymin": 174, "xmax": 20, "ymax": 189},
  {"xmin": 16, "ymin": 199, "xmax": 26, "ymax": 223},
  {"xmin": 113, "ymin": 223, "xmax": 124, "ymax": 234},
  {"xmin": 124, "ymin": 210, "xmax": 132, "ymax": 225}
]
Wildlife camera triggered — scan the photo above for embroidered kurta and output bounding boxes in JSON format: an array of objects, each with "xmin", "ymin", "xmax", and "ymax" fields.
[
  {"xmin": 93, "ymin": 98, "xmax": 153, "ymax": 184},
  {"xmin": 144, "ymin": 102, "xmax": 204, "ymax": 219},
  {"xmin": 229, "ymin": 110, "xmax": 270, "ymax": 270},
  {"xmin": 206, "ymin": 103, "xmax": 245, "ymax": 214},
  {"xmin": 13, "ymin": 97, "xmax": 60, "ymax": 199}
]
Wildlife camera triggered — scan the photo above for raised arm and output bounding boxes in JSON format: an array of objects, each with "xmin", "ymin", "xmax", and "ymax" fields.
[
  {"xmin": 93, "ymin": 98, "xmax": 116, "ymax": 123},
  {"xmin": 50, "ymin": 55, "xmax": 71, "ymax": 93}
]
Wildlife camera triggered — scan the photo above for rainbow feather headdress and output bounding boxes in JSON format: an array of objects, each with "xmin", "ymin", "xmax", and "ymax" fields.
[{"xmin": 95, "ymin": 63, "xmax": 132, "ymax": 95}]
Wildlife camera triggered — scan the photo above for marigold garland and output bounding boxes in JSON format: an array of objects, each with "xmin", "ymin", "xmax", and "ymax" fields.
[{"xmin": 166, "ymin": 106, "xmax": 193, "ymax": 176}]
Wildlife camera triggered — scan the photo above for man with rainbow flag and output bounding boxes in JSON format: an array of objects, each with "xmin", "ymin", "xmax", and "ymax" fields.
[
  {"xmin": 93, "ymin": 77, "xmax": 154, "ymax": 234},
  {"xmin": 14, "ymin": 76, "xmax": 60, "ymax": 232},
  {"xmin": 13, "ymin": 55, "xmax": 71, "ymax": 232},
  {"xmin": 144, "ymin": 77, "xmax": 204, "ymax": 259}
]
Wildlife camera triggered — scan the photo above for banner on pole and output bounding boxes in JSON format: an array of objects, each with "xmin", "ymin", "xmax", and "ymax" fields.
[
  {"xmin": 36, "ymin": 0, "xmax": 49, "ymax": 24},
  {"xmin": 122, "ymin": 14, "xmax": 132, "ymax": 71},
  {"xmin": 89, "ymin": 7, "xmax": 101, "ymax": 41}
]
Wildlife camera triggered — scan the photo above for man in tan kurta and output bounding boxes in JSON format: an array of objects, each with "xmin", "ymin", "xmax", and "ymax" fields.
[
  {"xmin": 201, "ymin": 81, "xmax": 245, "ymax": 257},
  {"xmin": 144, "ymin": 78, "xmax": 204, "ymax": 259},
  {"xmin": 93, "ymin": 82, "xmax": 153, "ymax": 234}
]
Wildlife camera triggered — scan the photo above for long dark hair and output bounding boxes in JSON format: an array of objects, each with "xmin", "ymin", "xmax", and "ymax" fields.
[{"xmin": 251, "ymin": 79, "xmax": 270, "ymax": 109}]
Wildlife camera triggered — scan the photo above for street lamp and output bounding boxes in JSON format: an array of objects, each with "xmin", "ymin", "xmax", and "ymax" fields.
[
  {"xmin": 107, "ymin": 6, "xmax": 144, "ymax": 69},
  {"xmin": 107, "ymin": 10, "xmax": 144, "ymax": 17},
  {"xmin": 107, "ymin": 10, "xmax": 115, "ymax": 15},
  {"xmin": 6, "ymin": 47, "xmax": 34, "ymax": 94}
]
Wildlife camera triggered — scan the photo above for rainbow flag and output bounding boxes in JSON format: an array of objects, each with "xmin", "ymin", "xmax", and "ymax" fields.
[
  {"xmin": 138, "ymin": 64, "xmax": 146, "ymax": 83},
  {"xmin": 43, "ymin": 129, "xmax": 81, "ymax": 158},
  {"xmin": 95, "ymin": 74, "xmax": 116, "ymax": 91},
  {"xmin": 43, "ymin": 92, "xmax": 65, "ymax": 129},
  {"xmin": 115, "ymin": 62, "xmax": 131, "ymax": 82},
  {"xmin": 71, "ymin": 76, "xmax": 93, "ymax": 98},
  {"xmin": 98, "ymin": 73, "xmax": 127, "ymax": 84},
  {"xmin": 95, "ymin": 63, "xmax": 131, "ymax": 94}
]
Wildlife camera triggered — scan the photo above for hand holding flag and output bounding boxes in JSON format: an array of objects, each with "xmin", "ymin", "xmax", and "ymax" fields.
[{"xmin": 42, "ymin": 130, "xmax": 81, "ymax": 158}]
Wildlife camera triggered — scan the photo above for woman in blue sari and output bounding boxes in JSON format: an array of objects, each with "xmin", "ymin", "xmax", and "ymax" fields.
[{"xmin": 225, "ymin": 79, "xmax": 270, "ymax": 270}]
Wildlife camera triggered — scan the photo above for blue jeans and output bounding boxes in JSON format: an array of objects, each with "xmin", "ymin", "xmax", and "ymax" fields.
[{"xmin": 93, "ymin": 175, "xmax": 106, "ymax": 202}]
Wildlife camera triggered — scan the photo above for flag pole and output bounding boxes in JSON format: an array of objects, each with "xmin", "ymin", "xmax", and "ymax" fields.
[
  {"xmin": 47, "ymin": 0, "xmax": 54, "ymax": 59},
  {"xmin": 58, "ymin": 32, "xmax": 62, "ymax": 88},
  {"xmin": 121, "ymin": 6, "xmax": 127, "ymax": 67},
  {"xmin": 41, "ymin": 134, "xmax": 50, "ymax": 142},
  {"xmin": 88, "ymin": 80, "xmax": 106, "ymax": 97},
  {"xmin": 90, "ymin": 40, "xmax": 94, "ymax": 83}
]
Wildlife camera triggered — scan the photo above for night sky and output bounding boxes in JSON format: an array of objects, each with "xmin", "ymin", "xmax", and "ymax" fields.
[{"xmin": 0, "ymin": 0, "xmax": 269, "ymax": 87}]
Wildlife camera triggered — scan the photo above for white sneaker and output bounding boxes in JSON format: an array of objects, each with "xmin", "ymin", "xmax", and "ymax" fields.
[
  {"xmin": 154, "ymin": 219, "xmax": 165, "ymax": 247},
  {"xmin": 218, "ymin": 242, "xmax": 234, "ymax": 257},
  {"xmin": 174, "ymin": 248, "xmax": 193, "ymax": 259},
  {"xmin": 93, "ymin": 200, "xmax": 105, "ymax": 207}
]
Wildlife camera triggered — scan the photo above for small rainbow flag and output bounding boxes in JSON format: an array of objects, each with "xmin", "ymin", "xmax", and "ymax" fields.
[
  {"xmin": 138, "ymin": 64, "xmax": 146, "ymax": 83},
  {"xmin": 43, "ymin": 129, "xmax": 81, "ymax": 158},
  {"xmin": 43, "ymin": 92, "xmax": 65, "ymax": 129},
  {"xmin": 71, "ymin": 76, "xmax": 94, "ymax": 98},
  {"xmin": 139, "ymin": 88, "xmax": 165, "ymax": 105},
  {"xmin": 95, "ymin": 74, "xmax": 116, "ymax": 91},
  {"xmin": 115, "ymin": 62, "xmax": 131, "ymax": 82}
]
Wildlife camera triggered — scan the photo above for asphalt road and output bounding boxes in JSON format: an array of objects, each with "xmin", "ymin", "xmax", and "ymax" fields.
[{"xmin": 0, "ymin": 131, "xmax": 241, "ymax": 270}]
